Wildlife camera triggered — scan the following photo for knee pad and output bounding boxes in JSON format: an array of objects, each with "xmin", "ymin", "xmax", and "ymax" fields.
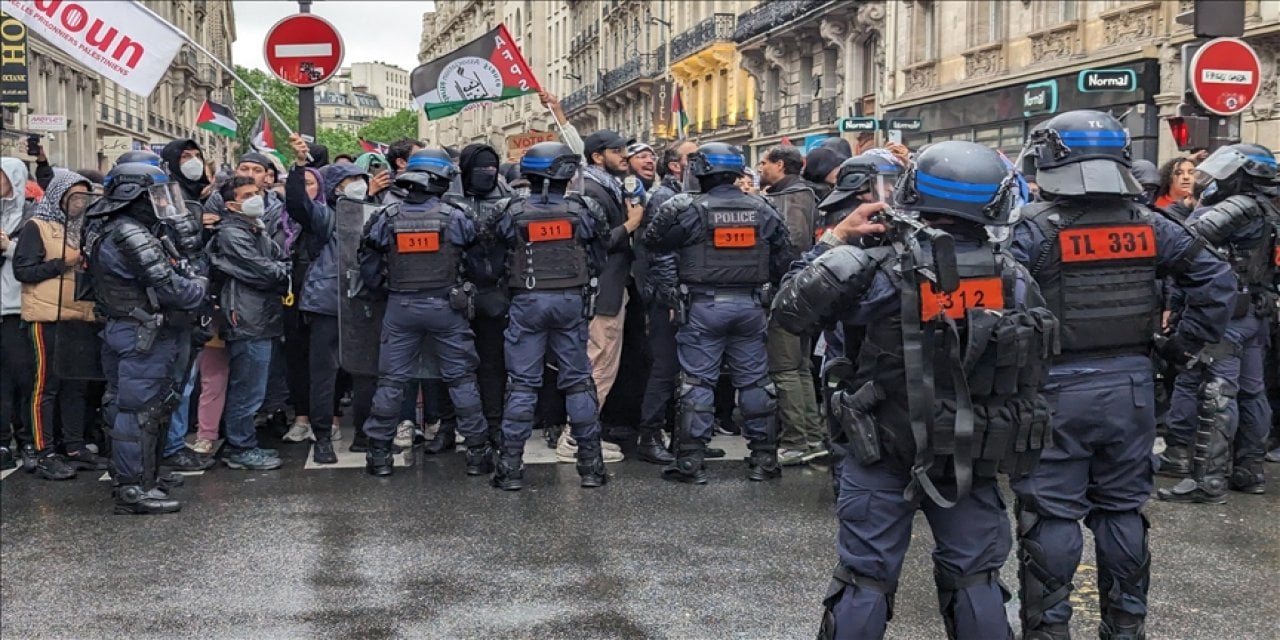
[
  {"xmin": 738, "ymin": 377, "xmax": 778, "ymax": 419},
  {"xmin": 1015, "ymin": 504, "xmax": 1073, "ymax": 632},
  {"xmin": 933, "ymin": 564, "xmax": 1008, "ymax": 640},
  {"xmin": 505, "ymin": 383, "xmax": 537, "ymax": 423},
  {"xmin": 136, "ymin": 388, "xmax": 179, "ymax": 434},
  {"xmin": 822, "ymin": 564, "xmax": 898, "ymax": 631},
  {"xmin": 676, "ymin": 375, "xmax": 715, "ymax": 412},
  {"xmin": 1094, "ymin": 511, "xmax": 1151, "ymax": 620},
  {"xmin": 562, "ymin": 379, "xmax": 596, "ymax": 399}
]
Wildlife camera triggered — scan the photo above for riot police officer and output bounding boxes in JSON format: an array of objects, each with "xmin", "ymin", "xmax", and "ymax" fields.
[
  {"xmin": 83, "ymin": 162, "xmax": 208, "ymax": 514},
  {"xmin": 1010, "ymin": 110, "xmax": 1235, "ymax": 640},
  {"xmin": 641, "ymin": 142, "xmax": 792, "ymax": 484},
  {"xmin": 1157, "ymin": 144, "xmax": 1279, "ymax": 502},
  {"xmin": 778, "ymin": 141, "xmax": 1059, "ymax": 640},
  {"xmin": 358, "ymin": 148, "xmax": 491, "ymax": 477},
  {"xmin": 446, "ymin": 143, "xmax": 513, "ymax": 448},
  {"xmin": 486, "ymin": 142, "xmax": 610, "ymax": 491}
]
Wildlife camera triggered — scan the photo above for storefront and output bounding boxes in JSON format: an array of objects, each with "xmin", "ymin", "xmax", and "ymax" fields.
[{"xmin": 882, "ymin": 59, "xmax": 1161, "ymax": 162}]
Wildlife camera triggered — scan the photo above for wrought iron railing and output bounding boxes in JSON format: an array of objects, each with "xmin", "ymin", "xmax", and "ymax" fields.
[
  {"xmin": 734, "ymin": 0, "xmax": 830, "ymax": 43},
  {"xmin": 796, "ymin": 102, "xmax": 812, "ymax": 128},
  {"xmin": 759, "ymin": 110, "xmax": 780, "ymax": 136},
  {"xmin": 562, "ymin": 86, "xmax": 593, "ymax": 113},
  {"xmin": 601, "ymin": 54, "xmax": 657, "ymax": 94},
  {"xmin": 818, "ymin": 97, "xmax": 839, "ymax": 125},
  {"xmin": 670, "ymin": 13, "xmax": 736, "ymax": 62}
]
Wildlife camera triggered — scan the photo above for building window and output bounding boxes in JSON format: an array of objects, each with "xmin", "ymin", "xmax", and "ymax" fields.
[
  {"xmin": 969, "ymin": 0, "xmax": 1005, "ymax": 47},
  {"xmin": 911, "ymin": 1, "xmax": 937, "ymax": 63},
  {"xmin": 860, "ymin": 35, "xmax": 878, "ymax": 100},
  {"xmin": 1036, "ymin": 0, "xmax": 1077, "ymax": 29}
]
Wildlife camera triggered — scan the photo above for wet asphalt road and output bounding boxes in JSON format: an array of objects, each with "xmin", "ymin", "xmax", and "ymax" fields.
[{"xmin": 2, "ymin": 430, "xmax": 1278, "ymax": 640}]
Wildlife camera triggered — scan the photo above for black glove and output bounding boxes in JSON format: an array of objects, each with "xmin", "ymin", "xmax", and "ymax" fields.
[{"xmin": 1155, "ymin": 333, "xmax": 1200, "ymax": 371}]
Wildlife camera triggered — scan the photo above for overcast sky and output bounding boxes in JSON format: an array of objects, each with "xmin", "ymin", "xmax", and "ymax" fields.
[{"xmin": 231, "ymin": 1, "xmax": 434, "ymax": 73}]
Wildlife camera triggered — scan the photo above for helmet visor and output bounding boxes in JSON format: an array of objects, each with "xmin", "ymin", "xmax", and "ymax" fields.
[
  {"xmin": 147, "ymin": 182, "xmax": 185, "ymax": 221},
  {"xmin": 63, "ymin": 190, "xmax": 103, "ymax": 221},
  {"xmin": 1194, "ymin": 147, "xmax": 1250, "ymax": 186}
]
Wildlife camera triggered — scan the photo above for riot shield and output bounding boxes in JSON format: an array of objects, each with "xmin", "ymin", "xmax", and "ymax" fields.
[
  {"xmin": 336, "ymin": 197, "xmax": 385, "ymax": 377},
  {"xmin": 54, "ymin": 191, "xmax": 104, "ymax": 381}
]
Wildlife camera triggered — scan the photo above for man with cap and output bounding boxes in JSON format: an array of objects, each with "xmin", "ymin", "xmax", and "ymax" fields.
[
  {"xmin": 803, "ymin": 147, "xmax": 848, "ymax": 202},
  {"xmin": 575, "ymin": 130, "xmax": 644, "ymax": 459},
  {"xmin": 758, "ymin": 145, "xmax": 825, "ymax": 466}
]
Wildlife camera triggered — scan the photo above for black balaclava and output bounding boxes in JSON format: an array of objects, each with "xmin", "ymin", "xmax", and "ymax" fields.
[{"xmin": 460, "ymin": 144, "xmax": 500, "ymax": 196}]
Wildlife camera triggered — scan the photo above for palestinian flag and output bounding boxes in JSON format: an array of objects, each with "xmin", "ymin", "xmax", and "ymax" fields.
[
  {"xmin": 672, "ymin": 86, "xmax": 689, "ymax": 138},
  {"xmin": 411, "ymin": 24, "xmax": 541, "ymax": 120},
  {"xmin": 249, "ymin": 113, "xmax": 290, "ymax": 167},
  {"xmin": 196, "ymin": 99, "xmax": 237, "ymax": 138},
  {"xmin": 359, "ymin": 138, "xmax": 389, "ymax": 154}
]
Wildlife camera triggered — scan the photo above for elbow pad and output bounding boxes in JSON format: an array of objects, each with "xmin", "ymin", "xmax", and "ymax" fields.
[
  {"xmin": 1191, "ymin": 195, "xmax": 1262, "ymax": 247},
  {"xmin": 113, "ymin": 222, "xmax": 172, "ymax": 289},
  {"xmin": 771, "ymin": 245, "xmax": 877, "ymax": 335}
]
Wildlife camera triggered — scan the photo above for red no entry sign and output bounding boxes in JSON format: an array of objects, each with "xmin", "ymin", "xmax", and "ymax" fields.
[
  {"xmin": 1189, "ymin": 37, "xmax": 1262, "ymax": 116},
  {"xmin": 263, "ymin": 14, "xmax": 345, "ymax": 88}
]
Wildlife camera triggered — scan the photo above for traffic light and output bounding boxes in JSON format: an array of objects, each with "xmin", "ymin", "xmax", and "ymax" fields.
[
  {"xmin": 1167, "ymin": 116, "xmax": 1209, "ymax": 151},
  {"xmin": 1176, "ymin": 0, "xmax": 1244, "ymax": 37}
]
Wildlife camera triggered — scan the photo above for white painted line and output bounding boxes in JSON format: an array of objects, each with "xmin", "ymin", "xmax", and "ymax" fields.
[
  {"xmin": 274, "ymin": 43, "xmax": 332, "ymax": 58},
  {"xmin": 0, "ymin": 467, "xmax": 18, "ymax": 481}
]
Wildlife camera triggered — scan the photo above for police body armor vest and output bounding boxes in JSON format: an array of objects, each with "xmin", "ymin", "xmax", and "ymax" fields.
[
  {"xmin": 1023, "ymin": 200, "xmax": 1158, "ymax": 359},
  {"xmin": 386, "ymin": 201, "xmax": 461, "ymax": 292},
  {"xmin": 677, "ymin": 200, "xmax": 770, "ymax": 287},
  {"xmin": 848, "ymin": 243, "xmax": 1057, "ymax": 496},
  {"xmin": 507, "ymin": 199, "xmax": 590, "ymax": 291},
  {"xmin": 87, "ymin": 217, "xmax": 158, "ymax": 318},
  {"xmin": 1223, "ymin": 196, "xmax": 1279, "ymax": 294}
]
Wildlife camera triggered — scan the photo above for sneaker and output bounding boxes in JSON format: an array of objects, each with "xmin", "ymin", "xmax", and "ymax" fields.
[
  {"xmin": 714, "ymin": 418, "xmax": 741, "ymax": 436},
  {"xmin": 282, "ymin": 422, "xmax": 315, "ymax": 443},
  {"xmin": 555, "ymin": 431, "xmax": 624, "ymax": 463},
  {"xmin": 330, "ymin": 426, "xmax": 343, "ymax": 442},
  {"xmin": 35, "ymin": 453, "xmax": 76, "ymax": 480},
  {"xmin": 191, "ymin": 438, "xmax": 215, "ymax": 455},
  {"xmin": 0, "ymin": 447, "xmax": 14, "ymax": 471},
  {"xmin": 394, "ymin": 420, "xmax": 415, "ymax": 449},
  {"xmin": 1266, "ymin": 447, "xmax": 1280, "ymax": 464},
  {"xmin": 83, "ymin": 443, "xmax": 99, "ymax": 454},
  {"xmin": 64, "ymin": 448, "xmax": 110, "ymax": 471},
  {"xmin": 802, "ymin": 442, "xmax": 830, "ymax": 462},
  {"xmin": 20, "ymin": 444, "xmax": 38, "ymax": 473},
  {"xmin": 312, "ymin": 439, "xmax": 338, "ymax": 465},
  {"xmin": 777, "ymin": 448, "xmax": 809, "ymax": 467},
  {"xmin": 161, "ymin": 448, "xmax": 215, "ymax": 472},
  {"xmin": 223, "ymin": 448, "xmax": 283, "ymax": 471}
]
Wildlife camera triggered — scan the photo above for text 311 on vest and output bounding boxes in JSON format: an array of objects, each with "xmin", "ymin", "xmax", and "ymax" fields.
[
  {"xmin": 714, "ymin": 227, "xmax": 756, "ymax": 248},
  {"xmin": 396, "ymin": 231, "xmax": 440, "ymax": 253},
  {"xmin": 528, "ymin": 220, "xmax": 573, "ymax": 242}
]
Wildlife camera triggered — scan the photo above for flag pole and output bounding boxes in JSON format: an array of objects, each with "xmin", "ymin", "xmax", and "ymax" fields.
[{"xmin": 131, "ymin": 0, "xmax": 300, "ymax": 141}]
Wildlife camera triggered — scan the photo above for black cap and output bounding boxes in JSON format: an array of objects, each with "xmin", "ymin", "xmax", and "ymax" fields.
[
  {"xmin": 238, "ymin": 152, "xmax": 274, "ymax": 171},
  {"xmin": 583, "ymin": 130, "xmax": 635, "ymax": 160}
]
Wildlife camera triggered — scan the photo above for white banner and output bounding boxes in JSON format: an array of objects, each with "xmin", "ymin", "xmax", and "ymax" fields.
[{"xmin": 2, "ymin": 0, "xmax": 182, "ymax": 96}]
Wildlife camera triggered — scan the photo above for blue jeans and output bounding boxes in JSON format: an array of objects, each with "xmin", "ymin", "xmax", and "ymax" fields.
[
  {"xmin": 224, "ymin": 339, "xmax": 273, "ymax": 451},
  {"xmin": 163, "ymin": 357, "xmax": 200, "ymax": 457}
]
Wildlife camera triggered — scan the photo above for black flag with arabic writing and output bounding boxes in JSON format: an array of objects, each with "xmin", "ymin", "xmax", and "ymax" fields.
[{"xmin": 411, "ymin": 24, "xmax": 541, "ymax": 120}]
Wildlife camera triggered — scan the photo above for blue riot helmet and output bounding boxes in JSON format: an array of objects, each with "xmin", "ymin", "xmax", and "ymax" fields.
[
  {"xmin": 107, "ymin": 151, "xmax": 164, "ymax": 188},
  {"xmin": 1194, "ymin": 143, "xmax": 1279, "ymax": 205},
  {"xmin": 1023, "ymin": 110, "xmax": 1141, "ymax": 197},
  {"xmin": 819, "ymin": 155, "xmax": 882, "ymax": 212},
  {"xmin": 396, "ymin": 148, "xmax": 460, "ymax": 195},
  {"xmin": 895, "ymin": 141, "xmax": 1017, "ymax": 225},
  {"xmin": 685, "ymin": 142, "xmax": 746, "ymax": 193},
  {"xmin": 90, "ymin": 162, "xmax": 184, "ymax": 221},
  {"xmin": 520, "ymin": 142, "xmax": 582, "ymax": 195}
]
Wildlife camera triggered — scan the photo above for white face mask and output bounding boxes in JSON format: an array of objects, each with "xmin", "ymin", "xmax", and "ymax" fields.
[
  {"xmin": 343, "ymin": 180, "xmax": 368, "ymax": 201},
  {"xmin": 239, "ymin": 195, "xmax": 265, "ymax": 218},
  {"xmin": 180, "ymin": 157, "xmax": 205, "ymax": 181}
]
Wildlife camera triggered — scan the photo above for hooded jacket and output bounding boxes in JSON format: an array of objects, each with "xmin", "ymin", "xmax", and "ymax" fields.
[
  {"xmin": 2, "ymin": 158, "xmax": 35, "ymax": 316},
  {"xmin": 286, "ymin": 162, "xmax": 367, "ymax": 316},
  {"xmin": 161, "ymin": 138, "xmax": 211, "ymax": 202},
  {"xmin": 207, "ymin": 213, "xmax": 289, "ymax": 341},
  {"xmin": 13, "ymin": 169, "xmax": 95, "ymax": 323}
]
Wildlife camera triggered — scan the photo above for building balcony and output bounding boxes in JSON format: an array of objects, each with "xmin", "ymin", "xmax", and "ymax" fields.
[
  {"xmin": 194, "ymin": 62, "xmax": 218, "ymax": 89},
  {"xmin": 795, "ymin": 102, "xmax": 812, "ymax": 128},
  {"xmin": 670, "ymin": 13, "xmax": 736, "ymax": 63},
  {"xmin": 600, "ymin": 54, "xmax": 657, "ymax": 96},
  {"xmin": 733, "ymin": 0, "xmax": 831, "ymax": 43},
  {"xmin": 173, "ymin": 45, "xmax": 198, "ymax": 72},
  {"xmin": 562, "ymin": 86, "xmax": 594, "ymax": 114},
  {"xmin": 818, "ymin": 96, "xmax": 839, "ymax": 125},
  {"xmin": 759, "ymin": 109, "xmax": 780, "ymax": 137}
]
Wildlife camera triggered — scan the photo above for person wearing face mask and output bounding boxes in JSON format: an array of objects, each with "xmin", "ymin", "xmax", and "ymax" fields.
[
  {"xmin": 160, "ymin": 139, "xmax": 211, "ymax": 204},
  {"xmin": 13, "ymin": 169, "xmax": 105, "ymax": 479},
  {"xmin": 285, "ymin": 133, "xmax": 371, "ymax": 463},
  {"xmin": 206, "ymin": 177, "xmax": 290, "ymax": 471},
  {"xmin": 1, "ymin": 158, "xmax": 37, "ymax": 471}
]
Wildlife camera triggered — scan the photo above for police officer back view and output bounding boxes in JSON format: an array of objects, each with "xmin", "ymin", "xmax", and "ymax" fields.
[
  {"xmin": 83, "ymin": 163, "xmax": 208, "ymax": 514},
  {"xmin": 778, "ymin": 141, "xmax": 1058, "ymax": 640},
  {"xmin": 487, "ymin": 142, "xmax": 610, "ymax": 490},
  {"xmin": 1157, "ymin": 144, "xmax": 1279, "ymax": 502},
  {"xmin": 1009, "ymin": 111, "xmax": 1235, "ymax": 640},
  {"xmin": 358, "ymin": 149, "xmax": 491, "ymax": 477},
  {"xmin": 641, "ymin": 143, "xmax": 792, "ymax": 484}
]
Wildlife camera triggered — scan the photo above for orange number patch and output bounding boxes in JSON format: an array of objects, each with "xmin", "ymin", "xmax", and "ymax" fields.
[
  {"xmin": 396, "ymin": 231, "xmax": 439, "ymax": 253},
  {"xmin": 1273, "ymin": 245, "xmax": 1279, "ymax": 266},
  {"xmin": 1059, "ymin": 225, "xmax": 1155, "ymax": 263},
  {"xmin": 528, "ymin": 219, "xmax": 573, "ymax": 242},
  {"xmin": 919, "ymin": 277, "xmax": 1004, "ymax": 321},
  {"xmin": 714, "ymin": 227, "xmax": 756, "ymax": 248}
]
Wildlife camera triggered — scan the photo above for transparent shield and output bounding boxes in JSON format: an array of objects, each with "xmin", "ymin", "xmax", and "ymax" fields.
[
  {"xmin": 1195, "ymin": 147, "xmax": 1249, "ymax": 186},
  {"xmin": 682, "ymin": 169, "xmax": 701, "ymax": 194},
  {"xmin": 147, "ymin": 182, "xmax": 185, "ymax": 220},
  {"xmin": 447, "ymin": 173, "xmax": 465, "ymax": 199},
  {"xmin": 564, "ymin": 167, "xmax": 585, "ymax": 195}
]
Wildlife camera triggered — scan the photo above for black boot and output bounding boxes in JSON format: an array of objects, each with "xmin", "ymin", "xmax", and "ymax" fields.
[
  {"xmin": 157, "ymin": 472, "xmax": 185, "ymax": 491},
  {"xmin": 465, "ymin": 443, "xmax": 495, "ymax": 476},
  {"xmin": 1157, "ymin": 414, "xmax": 1231, "ymax": 504},
  {"xmin": 424, "ymin": 422, "xmax": 457, "ymax": 454},
  {"xmin": 491, "ymin": 450, "xmax": 524, "ymax": 491},
  {"xmin": 0, "ymin": 447, "xmax": 13, "ymax": 471},
  {"xmin": 365, "ymin": 438, "xmax": 394, "ymax": 476},
  {"xmin": 636, "ymin": 428, "xmax": 674, "ymax": 465},
  {"xmin": 313, "ymin": 437, "xmax": 338, "ymax": 465},
  {"xmin": 747, "ymin": 449, "xmax": 782, "ymax": 482},
  {"xmin": 20, "ymin": 443, "xmax": 38, "ymax": 472},
  {"xmin": 1099, "ymin": 612, "xmax": 1146, "ymax": 640},
  {"xmin": 349, "ymin": 429, "xmax": 369, "ymax": 453},
  {"xmin": 576, "ymin": 442, "xmax": 608, "ymax": 488},
  {"xmin": 34, "ymin": 452, "xmax": 76, "ymax": 481},
  {"xmin": 1156, "ymin": 444, "xmax": 1191, "ymax": 477},
  {"xmin": 114, "ymin": 484, "xmax": 181, "ymax": 515},
  {"xmin": 1021, "ymin": 625, "xmax": 1070, "ymax": 640},
  {"xmin": 1229, "ymin": 463, "xmax": 1265, "ymax": 494},
  {"xmin": 663, "ymin": 446, "xmax": 707, "ymax": 484}
]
